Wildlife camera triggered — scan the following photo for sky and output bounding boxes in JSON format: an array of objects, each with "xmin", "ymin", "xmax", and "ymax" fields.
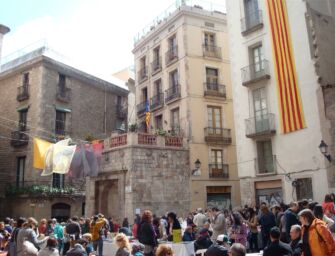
[{"xmin": 1, "ymin": 0, "xmax": 225, "ymax": 78}]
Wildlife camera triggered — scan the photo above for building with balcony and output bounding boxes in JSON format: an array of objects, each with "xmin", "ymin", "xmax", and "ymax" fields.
[
  {"xmin": 132, "ymin": 1, "xmax": 240, "ymax": 210},
  {"xmin": 226, "ymin": 0, "xmax": 335, "ymax": 206},
  {"xmin": 0, "ymin": 39, "xmax": 128, "ymax": 219}
]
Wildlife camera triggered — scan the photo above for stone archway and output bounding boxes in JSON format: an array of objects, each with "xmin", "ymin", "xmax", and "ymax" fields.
[
  {"xmin": 95, "ymin": 179, "xmax": 120, "ymax": 218},
  {"xmin": 51, "ymin": 202, "xmax": 71, "ymax": 222}
]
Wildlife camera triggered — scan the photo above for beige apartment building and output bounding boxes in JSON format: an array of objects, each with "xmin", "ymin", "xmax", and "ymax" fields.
[{"xmin": 132, "ymin": 2, "xmax": 241, "ymax": 210}]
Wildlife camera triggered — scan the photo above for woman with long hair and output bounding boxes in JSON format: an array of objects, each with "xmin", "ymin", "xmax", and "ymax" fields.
[
  {"xmin": 299, "ymin": 209, "xmax": 335, "ymax": 256},
  {"xmin": 115, "ymin": 233, "xmax": 131, "ymax": 256},
  {"xmin": 166, "ymin": 212, "xmax": 181, "ymax": 242},
  {"xmin": 155, "ymin": 244, "xmax": 175, "ymax": 256},
  {"xmin": 246, "ymin": 208, "xmax": 258, "ymax": 252},
  {"xmin": 230, "ymin": 212, "xmax": 248, "ymax": 247},
  {"xmin": 322, "ymin": 194, "xmax": 335, "ymax": 218},
  {"xmin": 137, "ymin": 210, "xmax": 157, "ymax": 256}
]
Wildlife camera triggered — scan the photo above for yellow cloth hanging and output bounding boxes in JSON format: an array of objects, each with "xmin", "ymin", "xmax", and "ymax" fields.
[{"xmin": 33, "ymin": 138, "xmax": 53, "ymax": 169}]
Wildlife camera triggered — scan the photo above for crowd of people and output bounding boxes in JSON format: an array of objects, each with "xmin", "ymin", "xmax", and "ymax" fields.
[{"xmin": 2, "ymin": 194, "xmax": 335, "ymax": 256}]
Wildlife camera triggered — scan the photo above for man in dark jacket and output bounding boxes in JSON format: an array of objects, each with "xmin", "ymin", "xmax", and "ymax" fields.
[
  {"xmin": 259, "ymin": 204, "xmax": 276, "ymax": 248},
  {"xmin": 194, "ymin": 228, "xmax": 213, "ymax": 252},
  {"xmin": 284, "ymin": 202, "xmax": 299, "ymax": 242},
  {"xmin": 263, "ymin": 227, "xmax": 292, "ymax": 256},
  {"xmin": 205, "ymin": 234, "xmax": 228, "ymax": 256},
  {"xmin": 289, "ymin": 225, "xmax": 302, "ymax": 256},
  {"xmin": 66, "ymin": 239, "xmax": 88, "ymax": 256}
]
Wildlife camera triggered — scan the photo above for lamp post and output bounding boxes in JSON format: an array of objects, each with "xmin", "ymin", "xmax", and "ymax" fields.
[{"xmin": 319, "ymin": 140, "xmax": 332, "ymax": 162}]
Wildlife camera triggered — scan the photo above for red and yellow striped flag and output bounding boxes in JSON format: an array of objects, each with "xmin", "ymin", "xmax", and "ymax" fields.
[{"xmin": 267, "ymin": 0, "xmax": 306, "ymax": 133}]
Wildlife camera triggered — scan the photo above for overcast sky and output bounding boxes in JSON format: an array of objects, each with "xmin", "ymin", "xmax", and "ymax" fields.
[{"xmin": 1, "ymin": 0, "xmax": 225, "ymax": 77}]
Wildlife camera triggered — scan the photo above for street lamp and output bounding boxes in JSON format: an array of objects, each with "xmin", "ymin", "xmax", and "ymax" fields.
[
  {"xmin": 192, "ymin": 159, "xmax": 201, "ymax": 176},
  {"xmin": 319, "ymin": 140, "xmax": 332, "ymax": 162}
]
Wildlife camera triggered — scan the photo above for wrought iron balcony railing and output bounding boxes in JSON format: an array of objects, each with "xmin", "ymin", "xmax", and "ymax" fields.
[
  {"xmin": 150, "ymin": 93, "xmax": 164, "ymax": 110},
  {"xmin": 241, "ymin": 59, "xmax": 270, "ymax": 86},
  {"xmin": 165, "ymin": 85, "xmax": 181, "ymax": 103},
  {"xmin": 204, "ymin": 83, "xmax": 226, "ymax": 98},
  {"xmin": 11, "ymin": 130, "xmax": 29, "ymax": 147},
  {"xmin": 241, "ymin": 10, "xmax": 264, "ymax": 36},
  {"xmin": 203, "ymin": 45, "xmax": 222, "ymax": 59},
  {"xmin": 137, "ymin": 66, "xmax": 148, "ymax": 83},
  {"xmin": 165, "ymin": 46, "xmax": 178, "ymax": 66},
  {"xmin": 137, "ymin": 101, "xmax": 147, "ymax": 116},
  {"xmin": 245, "ymin": 113, "xmax": 276, "ymax": 138},
  {"xmin": 209, "ymin": 164, "xmax": 229, "ymax": 179},
  {"xmin": 204, "ymin": 127, "xmax": 232, "ymax": 145},
  {"xmin": 151, "ymin": 57, "xmax": 162, "ymax": 74},
  {"xmin": 17, "ymin": 85, "xmax": 29, "ymax": 101}
]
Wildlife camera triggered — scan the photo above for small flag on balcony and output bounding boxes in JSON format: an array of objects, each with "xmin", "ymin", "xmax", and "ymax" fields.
[
  {"xmin": 267, "ymin": 0, "xmax": 306, "ymax": 133},
  {"xmin": 145, "ymin": 100, "xmax": 151, "ymax": 128}
]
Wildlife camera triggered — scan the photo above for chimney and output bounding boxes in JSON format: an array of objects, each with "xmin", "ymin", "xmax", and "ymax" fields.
[{"xmin": 0, "ymin": 24, "xmax": 10, "ymax": 72}]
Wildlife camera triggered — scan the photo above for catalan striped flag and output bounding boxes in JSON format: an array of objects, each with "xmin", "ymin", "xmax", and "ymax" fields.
[
  {"xmin": 145, "ymin": 100, "xmax": 151, "ymax": 128},
  {"xmin": 267, "ymin": 0, "xmax": 306, "ymax": 133}
]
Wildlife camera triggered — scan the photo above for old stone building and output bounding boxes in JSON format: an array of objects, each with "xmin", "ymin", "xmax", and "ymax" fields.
[
  {"xmin": 0, "ymin": 36, "xmax": 128, "ymax": 219},
  {"xmin": 86, "ymin": 132, "xmax": 190, "ymax": 222},
  {"xmin": 132, "ymin": 1, "xmax": 241, "ymax": 210}
]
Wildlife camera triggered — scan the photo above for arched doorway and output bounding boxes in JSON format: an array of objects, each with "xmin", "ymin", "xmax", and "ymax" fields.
[{"xmin": 52, "ymin": 203, "xmax": 71, "ymax": 222}]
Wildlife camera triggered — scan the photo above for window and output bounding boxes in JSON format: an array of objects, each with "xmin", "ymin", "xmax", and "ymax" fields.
[
  {"xmin": 16, "ymin": 156, "xmax": 26, "ymax": 187},
  {"xmin": 153, "ymin": 47, "xmax": 160, "ymax": 65},
  {"xmin": 155, "ymin": 115, "xmax": 163, "ymax": 129},
  {"xmin": 58, "ymin": 74, "xmax": 66, "ymax": 90},
  {"xmin": 169, "ymin": 70, "xmax": 178, "ymax": 88},
  {"xmin": 141, "ymin": 88, "xmax": 148, "ymax": 102},
  {"xmin": 140, "ymin": 56, "xmax": 146, "ymax": 69},
  {"xmin": 53, "ymin": 173, "xmax": 65, "ymax": 189},
  {"xmin": 167, "ymin": 35, "xmax": 177, "ymax": 61},
  {"xmin": 55, "ymin": 110, "xmax": 66, "ymax": 135},
  {"xmin": 256, "ymin": 140, "xmax": 275, "ymax": 174},
  {"xmin": 18, "ymin": 109, "xmax": 28, "ymax": 131},
  {"xmin": 117, "ymin": 95, "xmax": 122, "ymax": 107},
  {"xmin": 204, "ymin": 33, "xmax": 215, "ymax": 46},
  {"xmin": 253, "ymin": 88, "xmax": 268, "ymax": 132},
  {"xmin": 169, "ymin": 35, "xmax": 177, "ymax": 51},
  {"xmin": 23, "ymin": 73, "xmax": 29, "ymax": 86},
  {"xmin": 296, "ymin": 178, "xmax": 313, "ymax": 200},
  {"xmin": 154, "ymin": 79, "xmax": 162, "ymax": 95},
  {"xmin": 244, "ymin": 0, "xmax": 259, "ymax": 22},
  {"xmin": 206, "ymin": 68, "xmax": 219, "ymax": 87},
  {"xmin": 251, "ymin": 45, "xmax": 264, "ymax": 72},
  {"xmin": 207, "ymin": 106, "xmax": 222, "ymax": 134},
  {"xmin": 211, "ymin": 149, "xmax": 223, "ymax": 165},
  {"xmin": 171, "ymin": 108, "xmax": 180, "ymax": 133}
]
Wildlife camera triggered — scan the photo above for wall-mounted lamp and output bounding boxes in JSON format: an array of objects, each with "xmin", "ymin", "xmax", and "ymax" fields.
[{"xmin": 319, "ymin": 140, "xmax": 332, "ymax": 162}]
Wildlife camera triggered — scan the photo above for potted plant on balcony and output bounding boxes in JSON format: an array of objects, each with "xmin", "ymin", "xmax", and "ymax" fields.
[
  {"xmin": 155, "ymin": 128, "xmax": 167, "ymax": 136},
  {"xmin": 128, "ymin": 123, "xmax": 138, "ymax": 132}
]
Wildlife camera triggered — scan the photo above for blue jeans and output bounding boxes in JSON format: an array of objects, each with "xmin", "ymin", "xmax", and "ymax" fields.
[{"xmin": 93, "ymin": 238, "xmax": 103, "ymax": 256}]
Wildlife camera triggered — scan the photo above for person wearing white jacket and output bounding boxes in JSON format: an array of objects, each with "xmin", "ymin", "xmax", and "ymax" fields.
[{"xmin": 37, "ymin": 237, "xmax": 60, "ymax": 256}]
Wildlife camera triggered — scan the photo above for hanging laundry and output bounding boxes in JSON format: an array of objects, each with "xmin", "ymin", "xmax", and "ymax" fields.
[{"xmin": 33, "ymin": 138, "xmax": 53, "ymax": 169}]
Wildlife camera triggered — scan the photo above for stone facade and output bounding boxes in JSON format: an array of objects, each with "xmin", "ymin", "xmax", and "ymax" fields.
[
  {"xmin": 86, "ymin": 133, "xmax": 190, "ymax": 223},
  {"xmin": 0, "ymin": 47, "xmax": 128, "ymax": 219}
]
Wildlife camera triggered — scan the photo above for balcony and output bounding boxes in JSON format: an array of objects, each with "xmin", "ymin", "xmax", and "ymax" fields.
[
  {"xmin": 204, "ymin": 127, "xmax": 232, "ymax": 145},
  {"xmin": 165, "ymin": 85, "xmax": 181, "ymax": 104},
  {"xmin": 151, "ymin": 57, "xmax": 162, "ymax": 75},
  {"xmin": 116, "ymin": 105, "xmax": 127, "ymax": 119},
  {"xmin": 241, "ymin": 59, "xmax": 270, "ymax": 86},
  {"xmin": 150, "ymin": 93, "xmax": 164, "ymax": 111},
  {"xmin": 203, "ymin": 45, "xmax": 222, "ymax": 59},
  {"xmin": 137, "ymin": 101, "xmax": 147, "ymax": 116},
  {"xmin": 165, "ymin": 46, "xmax": 178, "ymax": 66},
  {"xmin": 11, "ymin": 130, "xmax": 29, "ymax": 147},
  {"xmin": 241, "ymin": 10, "xmax": 264, "ymax": 36},
  {"xmin": 56, "ymin": 87, "xmax": 71, "ymax": 103},
  {"xmin": 5, "ymin": 180, "xmax": 85, "ymax": 197},
  {"xmin": 245, "ymin": 113, "xmax": 276, "ymax": 139},
  {"xmin": 137, "ymin": 66, "xmax": 148, "ymax": 84},
  {"xmin": 17, "ymin": 85, "xmax": 29, "ymax": 101},
  {"xmin": 209, "ymin": 164, "xmax": 229, "ymax": 179},
  {"xmin": 204, "ymin": 83, "xmax": 226, "ymax": 98},
  {"xmin": 255, "ymin": 155, "xmax": 277, "ymax": 175}
]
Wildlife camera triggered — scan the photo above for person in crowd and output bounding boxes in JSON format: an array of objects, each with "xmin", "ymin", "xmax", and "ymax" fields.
[
  {"xmin": 193, "ymin": 208, "xmax": 207, "ymax": 229},
  {"xmin": 37, "ymin": 237, "xmax": 60, "ymax": 256},
  {"xmin": 152, "ymin": 218, "xmax": 161, "ymax": 239},
  {"xmin": 113, "ymin": 220, "xmax": 120, "ymax": 233},
  {"xmin": 278, "ymin": 204, "xmax": 289, "ymax": 243},
  {"xmin": 166, "ymin": 212, "xmax": 181, "ymax": 242},
  {"xmin": 122, "ymin": 218, "xmax": 130, "ymax": 229},
  {"xmin": 299, "ymin": 209, "xmax": 335, "ymax": 256},
  {"xmin": 290, "ymin": 225, "xmax": 302, "ymax": 256},
  {"xmin": 108, "ymin": 217, "xmax": 114, "ymax": 233},
  {"xmin": 63, "ymin": 216, "xmax": 81, "ymax": 255},
  {"xmin": 4, "ymin": 218, "xmax": 13, "ymax": 234},
  {"xmin": 16, "ymin": 217, "xmax": 49, "ymax": 256},
  {"xmin": 322, "ymin": 194, "xmax": 335, "ymax": 218},
  {"xmin": 66, "ymin": 239, "xmax": 88, "ymax": 256},
  {"xmin": 137, "ymin": 210, "xmax": 157, "ymax": 256},
  {"xmin": 186, "ymin": 212, "xmax": 195, "ymax": 226},
  {"xmin": 263, "ymin": 227, "xmax": 292, "ymax": 256},
  {"xmin": 115, "ymin": 233, "xmax": 131, "ymax": 256},
  {"xmin": 203, "ymin": 222, "xmax": 213, "ymax": 237},
  {"xmin": 155, "ymin": 244, "xmax": 175, "ymax": 256},
  {"xmin": 38, "ymin": 219, "xmax": 47, "ymax": 235},
  {"xmin": 182, "ymin": 225, "xmax": 196, "ymax": 241},
  {"xmin": 284, "ymin": 202, "xmax": 300, "ymax": 242},
  {"xmin": 0, "ymin": 221, "xmax": 10, "ymax": 251},
  {"xmin": 246, "ymin": 207, "xmax": 258, "ymax": 252},
  {"xmin": 210, "ymin": 207, "xmax": 227, "ymax": 241},
  {"xmin": 9, "ymin": 217, "xmax": 26, "ymax": 255},
  {"xmin": 159, "ymin": 218, "xmax": 168, "ymax": 240},
  {"xmin": 132, "ymin": 244, "xmax": 145, "ymax": 256},
  {"xmin": 230, "ymin": 212, "xmax": 248, "ymax": 246},
  {"xmin": 45, "ymin": 219, "xmax": 54, "ymax": 236},
  {"xmin": 194, "ymin": 228, "xmax": 213, "ymax": 252},
  {"xmin": 259, "ymin": 204, "xmax": 276, "ymax": 248},
  {"xmin": 132, "ymin": 214, "xmax": 141, "ymax": 238},
  {"xmin": 313, "ymin": 203, "xmax": 335, "ymax": 228},
  {"xmin": 204, "ymin": 234, "xmax": 229, "ymax": 256},
  {"xmin": 82, "ymin": 233, "xmax": 94, "ymax": 255},
  {"xmin": 90, "ymin": 215, "xmax": 107, "ymax": 256},
  {"xmin": 229, "ymin": 243, "xmax": 246, "ymax": 256},
  {"xmin": 52, "ymin": 218, "xmax": 64, "ymax": 252},
  {"xmin": 79, "ymin": 218, "xmax": 89, "ymax": 234}
]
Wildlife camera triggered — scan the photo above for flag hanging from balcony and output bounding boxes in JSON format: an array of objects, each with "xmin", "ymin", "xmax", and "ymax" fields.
[
  {"xmin": 33, "ymin": 138, "xmax": 53, "ymax": 169},
  {"xmin": 145, "ymin": 100, "xmax": 151, "ymax": 128},
  {"xmin": 267, "ymin": 0, "xmax": 306, "ymax": 133}
]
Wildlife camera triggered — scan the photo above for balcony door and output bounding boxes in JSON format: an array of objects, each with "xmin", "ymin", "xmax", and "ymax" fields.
[
  {"xmin": 16, "ymin": 156, "xmax": 26, "ymax": 187},
  {"xmin": 253, "ymin": 88, "xmax": 268, "ymax": 133},
  {"xmin": 18, "ymin": 109, "xmax": 28, "ymax": 131},
  {"xmin": 169, "ymin": 70, "xmax": 178, "ymax": 92},
  {"xmin": 257, "ymin": 140, "xmax": 274, "ymax": 174},
  {"xmin": 208, "ymin": 106, "xmax": 222, "ymax": 135},
  {"xmin": 204, "ymin": 33, "xmax": 215, "ymax": 47},
  {"xmin": 206, "ymin": 68, "xmax": 219, "ymax": 90},
  {"xmin": 244, "ymin": 0, "xmax": 259, "ymax": 28},
  {"xmin": 211, "ymin": 149, "xmax": 223, "ymax": 166},
  {"xmin": 251, "ymin": 45, "xmax": 264, "ymax": 73},
  {"xmin": 55, "ymin": 110, "xmax": 66, "ymax": 136},
  {"xmin": 171, "ymin": 108, "xmax": 179, "ymax": 134},
  {"xmin": 155, "ymin": 79, "xmax": 162, "ymax": 97}
]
